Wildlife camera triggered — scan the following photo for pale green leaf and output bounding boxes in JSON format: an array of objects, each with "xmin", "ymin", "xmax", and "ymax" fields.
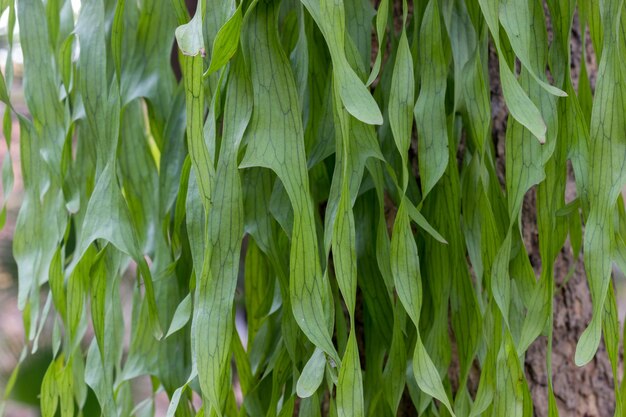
[
  {"xmin": 297, "ymin": 348, "xmax": 326, "ymax": 398},
  {"xmin": 207, "ymin": 6, "xmax": 242, "ymax": 75},
  {"xmin": 166, "ymin": 294, "xmax": 193, "ymax": 338}
]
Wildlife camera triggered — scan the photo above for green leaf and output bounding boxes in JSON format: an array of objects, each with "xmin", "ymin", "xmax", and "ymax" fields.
[
  {"xmin": 414, "ymin": 0, "xmax": 449, "ymax": 196},
  {"xmin": 499, "ymin": 0, "xmax": 567, "ymax": 98},
  {"xmin": 366, "ymin": 0, "xmax": 389, "ymax": 86},
  {"xmin": 207, "ymin": 6, "xmax": 242, "ymax": 75},
  {"xmin": 297, "ymin": 348, "xmax": 326, "ymax": 398},
  {"xmin": 388, "ymin": 28, "xmax": 414, "ymax": 191},
  {"xmin": 179, "ymin": 10, "xmax": 215, "ymax": 212},
  {"xmin": 175, "ymin": 9, "xmax": 204, "ymax": 57},
  {"xmin": 165, "ymin": 294, "xmax": 193, "ymax": 338},
  {"xmin": 300, "ymin": 0, "xmax": 383, "ymax": 124},
  {"xmin": 390, "ymin": 201, "xmax": 422, "ymax": 327},
  {"xmin": 412, "ymin": 336, "xmax": 455, "ymax": 416},
  {"xmin": 241, "ymin": 0, "xmax": 338, "ymax": 362},
  {"xmin": 10, "ymin": 0, "xmax": 626, "ymax": 415},
  {"xmin": 194, "ymin": 56, "xmax": 251, "ymax": 415},
  {"xmin": 336, "ymin": 334, "xmax": 364, "ymax": 417},
  {"xmin": 477, "ymin": 0, "xmax": 547, "ymax": 143},
  {"xmin": 576, "ymin": 0, "xmax": 626, "ymax": 366},
  {"xmin": 382, "ymin": 306, "xmax": 407, "ymax": 414}
]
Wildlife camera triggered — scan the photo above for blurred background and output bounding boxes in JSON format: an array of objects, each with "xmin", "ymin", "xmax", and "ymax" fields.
[{"xmin": 0, "ymin": 3, "xmax": 180, "ymax": 416}]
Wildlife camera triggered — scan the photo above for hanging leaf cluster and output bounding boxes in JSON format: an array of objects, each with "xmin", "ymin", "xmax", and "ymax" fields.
[{"xmin": 1, "ymin": 0, "xmax": 626, "ymax": 415}]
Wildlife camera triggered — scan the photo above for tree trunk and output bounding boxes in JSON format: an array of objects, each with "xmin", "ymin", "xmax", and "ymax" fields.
[
  {"xmin": 525, "ymin": 243, "xmax": 615, "ymax": 417},
  {"xmin": 489, "ymin": 17, "xmax": 616, "ymax": 415}
]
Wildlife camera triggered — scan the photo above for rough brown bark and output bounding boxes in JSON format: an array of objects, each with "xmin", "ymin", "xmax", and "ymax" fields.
[
  {"xmin": 525, "ymin": 241, "xmax": 615, "ymax": 417},
  {"xmin": 489, "ymin": 16, "xmax": 616, "ymax": 416}
]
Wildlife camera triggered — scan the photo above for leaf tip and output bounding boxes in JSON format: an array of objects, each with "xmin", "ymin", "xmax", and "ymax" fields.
[
  {"xmin": 574, "ymin": 323, "xmax": 600, "ymax": 366},
  {"xmin": 153, "ymin": 324, "xmax": 164, "ymax": 341}
]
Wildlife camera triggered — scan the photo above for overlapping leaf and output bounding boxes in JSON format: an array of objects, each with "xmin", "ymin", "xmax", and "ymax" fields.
[{"xmin": 6, "ymin": 0, "xmax": 626, "ymax": 416}]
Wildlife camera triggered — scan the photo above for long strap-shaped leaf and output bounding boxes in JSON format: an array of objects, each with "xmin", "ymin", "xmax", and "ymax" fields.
[
  {"xmin": 194, "ymin": 57, "xmax": 251, "ymax": 416},
  {"xmin": 331, "ymin": 78, "xmax": 364, "ymax": 417},
  {"xmin": 414, "ymin": 0, "xmax": 449, "ymax": 197},
  {"xmin": 241, "ymin": 0, "xmax": 339, "ymax": 363},
  {"xmin": 387, "ymin": 1, "xmax": 455, "ymax": 414},
  {"xmin": 72, "ymin": 0, "xmax": 162, "ymax": 340},
  {"xmin": 477, "ymin": 0, "xmax": 548, "ymax": 142},
  {"xmin": 300, "ymin": 0, "xmax": 383, "ymax": 125},
  {"xmin": 8, "ymin": 0, "xmax": 626, "ymax": 415},
  {"xmin": 576, "ymin": 0, "xmax": 626, "ymax": 366},
  {"xmin": 176, "ymin": 7, "xmax": 215, "ymax": 212},
  {"xmin": 13, "ymin": 0, "xmax": 68, "ymax": 342}
]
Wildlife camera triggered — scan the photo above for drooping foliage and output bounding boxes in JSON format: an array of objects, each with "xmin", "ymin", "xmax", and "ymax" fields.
[{"xmin": 1, "ymin": 0, "xmax": 626, "ymax": 415}]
